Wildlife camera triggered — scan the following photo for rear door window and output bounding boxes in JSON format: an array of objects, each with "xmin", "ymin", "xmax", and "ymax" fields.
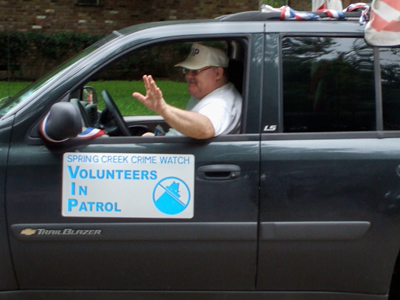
[{"xmin": 282, "ymin": 37, "xmax": 375, "ymax": 133}]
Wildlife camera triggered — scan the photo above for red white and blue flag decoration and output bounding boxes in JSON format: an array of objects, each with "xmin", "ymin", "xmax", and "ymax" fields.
[
  {"xmin": 312, "ymin": 0, "xmax": 343, "ymax": 11},
  {"xmin": 365, "ymin": 0, "xmax": 400, "ymax": 46},
  {"xmin": 261, "ymin": 3, "xmax": 370, "ymax": 25},
  {"xmin": 40, "ymin": 112, "xmax": 69, "ymax": 143},
  {"xmin": 261, "ymin": 5, "xmax": 320, "ymax": 20},
  {"xmin": 77, "ymin": 127, "xmax": 106, "ymax": 139},
  {"xmin": 318, "ymin": 8, "xmax": 345, "ymax": 20},
  {"xmin": 40, "ymin": 111, "xmax": 105, "ymax": 143},
  {"xmin": 280, "ymin": 5, "xmax": 320, "ymax": 20},
  {"xmin": 261, "ymin": 4, "xmax": 352, "ymax": 21},
  {"xmin": 343, "ymin": 3, "xmax": 370, "ymax": 25}
]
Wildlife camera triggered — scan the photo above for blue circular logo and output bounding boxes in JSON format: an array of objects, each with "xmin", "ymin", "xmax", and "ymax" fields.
[{"xmin": 152, "ymin": 177, "xmax": 190, "ymax": 215}]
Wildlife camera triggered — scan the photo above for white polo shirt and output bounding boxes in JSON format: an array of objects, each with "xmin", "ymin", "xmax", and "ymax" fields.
[{"xmin": 166, "ymin": 82, "xmax": 242, "ymax": 136}]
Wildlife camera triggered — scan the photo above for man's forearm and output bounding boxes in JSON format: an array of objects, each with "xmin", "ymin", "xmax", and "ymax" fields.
[{"xmin": 160, "ymin": 104, "xmax": 215, "ymax": 139}]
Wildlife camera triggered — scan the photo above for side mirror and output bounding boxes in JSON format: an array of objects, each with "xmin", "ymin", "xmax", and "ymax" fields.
[
  {"xmin": 82, "ymin": 87, "xmax": 99, "ymax": 126},
  {"xmin": 40, "ymin": 102, "xmax": 82, "ymax": 143},
  {"xmin": 83, "ymin": 86, "xmax": 98, "ymax": 105}
]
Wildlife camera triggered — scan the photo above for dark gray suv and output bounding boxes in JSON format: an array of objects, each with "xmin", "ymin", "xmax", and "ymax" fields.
[{"xmin": 0, "ymin": 8, "xmax": 399, "ymax": 300}]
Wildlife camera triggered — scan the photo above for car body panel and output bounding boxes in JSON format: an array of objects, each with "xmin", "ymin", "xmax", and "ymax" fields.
[
  {"xmin": 257, "ymin": 27, "xmax": 399, "ymax": 295},
  {"xmin": 0, "ymin": 117, "xmax": 17, "ymax": 290},
  {"xmin": 7, "ymin": 135, "xmax": 260, "ymax": 289},
  {"xmin": 258, "ymin": 136, "xmax": 400, "ymax": 294},
  {"xmin": 5, "ymin": 23, "xmax": 263, "ymax": 290}
]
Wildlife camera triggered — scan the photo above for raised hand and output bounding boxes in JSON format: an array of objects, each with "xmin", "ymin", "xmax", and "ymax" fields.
[{"xmin": 132, "ymin": 75, "xmax": 167, "ymax": 114}]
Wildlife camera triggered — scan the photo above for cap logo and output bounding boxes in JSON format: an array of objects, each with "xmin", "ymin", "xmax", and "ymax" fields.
[{"xmin": 189, "ymin": 48, "xmax": 200, "ymax": 56}]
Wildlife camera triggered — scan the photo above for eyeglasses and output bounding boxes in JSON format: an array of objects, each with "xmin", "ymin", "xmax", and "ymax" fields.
[{"xmin": 182, "ymin": 66, "xmax": 213, "ymax": 75}]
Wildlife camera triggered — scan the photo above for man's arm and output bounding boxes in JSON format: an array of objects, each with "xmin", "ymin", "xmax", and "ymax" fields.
[{"xmin": 132, "ymin": 75, "xmax": 215, "ymax": 139}]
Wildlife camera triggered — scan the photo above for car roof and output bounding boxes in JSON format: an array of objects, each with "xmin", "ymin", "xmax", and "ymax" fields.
[
  {"xmin": 115, "ymin": 19, "xmax": 217, "ymax": 36},
  {"xmin": 112, "ymin": 9, "xmax": 366, "ymax": 38}
]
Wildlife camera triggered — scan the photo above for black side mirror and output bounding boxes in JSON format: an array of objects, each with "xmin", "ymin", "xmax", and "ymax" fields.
[
  {"xmin": 82, "ymin": 87, "xmax": 99, "ymax": 126},
  {"xmin": 40, "ymin": 102, "xmax": 82, "ymax": 143}
]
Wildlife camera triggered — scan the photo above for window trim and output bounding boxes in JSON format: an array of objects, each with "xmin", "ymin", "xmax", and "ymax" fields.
[{"xmin": 374, "ymin": 47, "xmax": 383, "ymax": 131}]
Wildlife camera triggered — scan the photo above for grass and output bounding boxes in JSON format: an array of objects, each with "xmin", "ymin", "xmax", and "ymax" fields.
[
  {"xmin": 0, "ymin": 81, "xmax": 32, "ymax": 97},
  {"xmin": 0, "ymin": 80, "xmax": 190, "ymax": 116}
]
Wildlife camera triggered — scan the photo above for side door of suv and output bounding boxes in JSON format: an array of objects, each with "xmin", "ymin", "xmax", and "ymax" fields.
[
  {"xmin": 5, "ymin": 33, "xmax": 263, "ymax": 291},
  {"xmin": 257, "ymin": 31, "xmax": 400, "ymax": 296}
]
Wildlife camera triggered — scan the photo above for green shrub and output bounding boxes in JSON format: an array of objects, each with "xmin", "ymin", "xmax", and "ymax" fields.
[
  {"xmin": 261, "ymin": 0, "xmax": 288, "ymax": 7},
  {"xmin": 0, "ymin": 31, "xmax": 104, "ymax": 80}
]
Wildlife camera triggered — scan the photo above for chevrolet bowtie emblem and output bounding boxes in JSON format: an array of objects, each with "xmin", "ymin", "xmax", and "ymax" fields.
[{"xmin": 20, "ymin": 228, "xmax": 37, "ymax": 236}]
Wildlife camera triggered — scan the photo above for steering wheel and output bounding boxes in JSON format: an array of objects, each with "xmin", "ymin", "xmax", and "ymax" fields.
[{"xmin": 100, "ymin": 90, "xmax": 131, "ymax": 136}]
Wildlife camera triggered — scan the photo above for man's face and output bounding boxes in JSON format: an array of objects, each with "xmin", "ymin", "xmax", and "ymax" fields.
[{"xmin": 185, "ymin": 67, "xmax": 223, "ymax": 99}]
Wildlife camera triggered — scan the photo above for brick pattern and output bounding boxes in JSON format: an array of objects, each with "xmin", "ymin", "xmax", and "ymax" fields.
[
  {"xmin": 0, "ymin": 0, "xmax": 259, "ymax": 35},
  {"xmin": 0, "ymin": 0, "xmax": 369, "ymax": 35},
  {"xmin": 0, "ymin": 0, "xmax": 369, "ymax": 80}
]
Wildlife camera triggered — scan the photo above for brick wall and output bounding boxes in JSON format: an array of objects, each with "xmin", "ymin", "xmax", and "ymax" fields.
[
  {"xmin": 0, "ymin": 0, "xmax": 369, "ymax": 80},
  {"xmin": 0, "ymin": 0, "xmax": 369, "ymax": 35},
  {"xmin": 0, "ymin": 0, "xmax": 260, "ymax": 35}
]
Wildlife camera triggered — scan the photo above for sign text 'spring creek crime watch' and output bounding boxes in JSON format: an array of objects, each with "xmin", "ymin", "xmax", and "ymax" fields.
[{"xmin": 62, "ymin": 153, "xmax": 194, "ymax": 219}]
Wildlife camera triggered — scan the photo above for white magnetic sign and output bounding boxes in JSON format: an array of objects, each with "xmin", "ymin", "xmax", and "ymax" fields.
[{"xmin": 62, "ymin": 153, "xmax": 194, "ymax": 218}]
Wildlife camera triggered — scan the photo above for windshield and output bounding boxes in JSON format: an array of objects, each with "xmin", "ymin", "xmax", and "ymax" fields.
[{"xmin": 0, "ymin": 33, "xmax": 118, "ymax": 118}]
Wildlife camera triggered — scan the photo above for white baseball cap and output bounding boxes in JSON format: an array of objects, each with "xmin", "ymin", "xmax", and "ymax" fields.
[{"xmin": 175, "ymin": 43, "xmax": 229, "ymax": 70}]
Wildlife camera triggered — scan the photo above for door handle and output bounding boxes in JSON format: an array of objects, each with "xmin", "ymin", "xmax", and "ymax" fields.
[{"xmin": 197, "ymin": 164, "xmax": 241, "ymax": 180}]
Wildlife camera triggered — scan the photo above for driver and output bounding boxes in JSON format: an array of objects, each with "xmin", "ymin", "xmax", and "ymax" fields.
[{"xmin": 132, "ymin": 43, "xmax": 242, "ymax": 139}]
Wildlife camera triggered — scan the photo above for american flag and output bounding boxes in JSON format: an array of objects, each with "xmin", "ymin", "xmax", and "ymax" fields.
[
  {"xmin": 312, "ymin": 0, "xmax": 343, "ymax": 11},
  {"xmin": 365, "ymin": 0, "xmax": 400, "ymax": 46}
]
